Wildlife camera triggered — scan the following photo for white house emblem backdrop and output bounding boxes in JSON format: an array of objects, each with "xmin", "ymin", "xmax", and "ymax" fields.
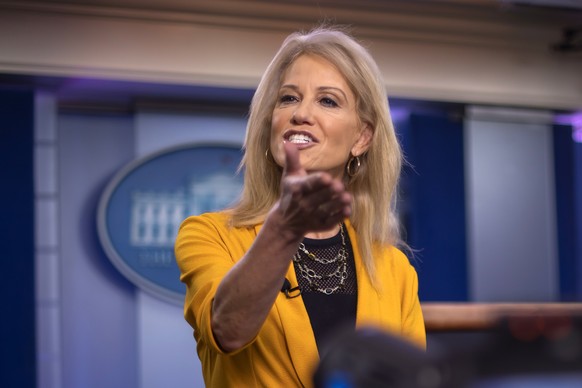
[{"xmin": 98, "ymin": 143, "xmax": 243, "ymax": 303}]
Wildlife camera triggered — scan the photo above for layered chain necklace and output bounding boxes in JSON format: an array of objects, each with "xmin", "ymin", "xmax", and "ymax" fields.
[{"xmin": 293, "ymin": 224, "xmax": 349, "ymax": 295}]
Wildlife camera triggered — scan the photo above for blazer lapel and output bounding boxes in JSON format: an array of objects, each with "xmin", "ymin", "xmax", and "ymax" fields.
[
  {"xmin": 275, "ymin": 265, "xmax": 318, "ymax": 387},
  {"xmin": 345, "ymin": 219, "xmax": 383, "ymax": 328},
  {"xmin": 254, "ymin": 224, "xmax": 318, "ymax": 387}
]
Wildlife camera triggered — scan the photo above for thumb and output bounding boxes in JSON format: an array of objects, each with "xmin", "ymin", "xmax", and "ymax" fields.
[{"xmin": 282, "ymin": 141, "xmax": 304, "ymax": 177}]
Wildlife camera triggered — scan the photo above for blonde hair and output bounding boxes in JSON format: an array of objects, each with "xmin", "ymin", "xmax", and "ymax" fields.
[{"xmin": 229, "ymin": 26, "xmax": 403, "ymax": 285}]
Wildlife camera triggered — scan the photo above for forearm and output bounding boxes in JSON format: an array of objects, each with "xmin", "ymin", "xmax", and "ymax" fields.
[
  {"xmin": 211, "ymin": 143, "xmax": 352, "ymax": 352},
  {"xmin": 211, "ymin": 205, "xmax": 303, "ymax": 352}
]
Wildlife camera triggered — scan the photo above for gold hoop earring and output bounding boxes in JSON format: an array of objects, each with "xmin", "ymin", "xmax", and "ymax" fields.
[
  {"xmin": 346, "ymin": 155, "xmax": 361, "ymax": 177},
  {"xmin": 265, "ymin": 148, "xmax": 274, "ymax": 164}
]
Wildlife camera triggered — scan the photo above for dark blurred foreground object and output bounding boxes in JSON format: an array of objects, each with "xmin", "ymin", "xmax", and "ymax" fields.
[
  {"xmin": 314, "ymin": 308, "xmax": 582, "ymax": 388},
  {"xmin": 552, "ymin": 27, "xmax": 582, "ymax": 53},
  {"xmin": 449, "ymin": 312, "xmax": 582, "ymax": 387},
  {"xmin": 313, "ymin": 325, "xmax": 432, "ymax": 388}
]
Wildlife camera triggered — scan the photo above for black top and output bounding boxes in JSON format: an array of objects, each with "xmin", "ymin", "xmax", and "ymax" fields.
[{"xmin": 293, "ymin": 226, "xmax": 357, "ymax": 353}]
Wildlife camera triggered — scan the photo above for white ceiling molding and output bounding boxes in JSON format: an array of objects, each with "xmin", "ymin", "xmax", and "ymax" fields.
[
  {"xmin": 0, "ymin": 0, "xmax": 581, "ymax": 109},
  {"xmin": 1, "ymin": 0, "xmax": 578, "ymax": 49},
  {"xmin": 501, "ymin": 0, "xmax": 582, "ymax": 11},
  {"xmin": 466, "ymin": 105, "xmax": 554, "ymax": 124}
]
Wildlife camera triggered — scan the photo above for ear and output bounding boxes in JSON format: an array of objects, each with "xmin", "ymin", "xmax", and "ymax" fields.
[{"xmin": 351, "ymin": 124, "xmax": 373, "ymax": 157}]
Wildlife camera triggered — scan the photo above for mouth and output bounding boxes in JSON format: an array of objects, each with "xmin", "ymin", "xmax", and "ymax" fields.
[{"xmin": 284, "ymin": 130, "xmax": 318, "ymax": 145}]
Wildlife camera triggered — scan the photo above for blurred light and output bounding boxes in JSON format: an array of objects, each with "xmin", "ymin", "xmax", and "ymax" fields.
[
  {"xmin": 554, "ymin": 112, "xmax": 582, "ymax": 143},
  {"xmin": 389, "ymin": 107, "xmax": 410, "ymax": 124}
]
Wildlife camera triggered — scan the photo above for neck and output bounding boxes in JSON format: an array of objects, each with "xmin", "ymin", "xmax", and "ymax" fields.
[{"xmin": 305, "ymin": 224, "xmax": 341, "ymax": 240}]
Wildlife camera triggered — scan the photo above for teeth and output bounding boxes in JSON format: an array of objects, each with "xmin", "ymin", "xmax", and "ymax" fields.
[{"xmin": 288, "ymin": 134, "xmax": 313, "ymax": 144}]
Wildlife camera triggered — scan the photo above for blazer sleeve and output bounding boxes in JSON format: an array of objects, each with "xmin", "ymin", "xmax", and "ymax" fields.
[
  {"xmin": 174, "ymin": 213, "xmax": 240, "ymax": 355},
  {"xmin": 401, "ymin": 262, "xmax": 426, "ymax": 349}
]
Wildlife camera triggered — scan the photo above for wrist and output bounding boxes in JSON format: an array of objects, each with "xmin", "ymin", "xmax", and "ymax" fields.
[{"xmin": 265, "ymin": 202, "xmax": 305, "ymax": 244}]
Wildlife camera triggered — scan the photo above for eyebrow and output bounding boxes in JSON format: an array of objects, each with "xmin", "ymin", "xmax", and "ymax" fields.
[{"xmin": 279, "ymin": 84, "xmax": 348, "ymax": 101}]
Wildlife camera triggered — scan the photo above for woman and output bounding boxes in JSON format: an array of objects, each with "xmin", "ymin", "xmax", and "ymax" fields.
[{"xmin": 175, "ymin": 26, "xmax": 426, "ymax": 387}]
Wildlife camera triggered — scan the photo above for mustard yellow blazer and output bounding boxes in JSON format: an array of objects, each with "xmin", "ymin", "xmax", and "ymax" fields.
[{"xmin": 175, "ymin": 212, "xmax": 426, "ymax": 388}]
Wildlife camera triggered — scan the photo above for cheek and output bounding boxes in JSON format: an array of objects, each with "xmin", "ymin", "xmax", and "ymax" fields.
[
  {"xmin": 270, "ymin": 109, "xmax": 287, "ymax": 138},
  {"xmin": 332, "ymin": 122, "xmax": 359, "ymax": 150},
  {"xmin": 269, "ymin": 114, "xmax": 285, "ymax": 167},
  {"xmin": 270, "ymin": 113, "xmax": 281, "ymax": 133}
]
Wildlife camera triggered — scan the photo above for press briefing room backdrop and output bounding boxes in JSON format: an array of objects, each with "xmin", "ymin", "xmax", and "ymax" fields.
[{"xmin": 1, "ymin": 1, "xmax": 581, "ymax": 387}]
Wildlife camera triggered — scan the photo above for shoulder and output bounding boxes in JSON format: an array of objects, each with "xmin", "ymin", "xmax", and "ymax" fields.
[
  {"xmin": 344, "ymin": 220, "xmax": 415, "ymax": 275},
  {"xmin": 175, "ymin": 212, "xmax": 233, "ymax": 251},
  {"xmin": 372, "ymin": 243, "xmax": 411, "ymax": 266},
  {"xmin": 386, "ymin": 246, "xmax": 412, "ymax": 268},
  {"xmin": 370, "ymin": 245, "xmax": 420, "ymax": 303},
  {"xmin": 375, "ymin": 244, "xmax": 417, "ymax": 280},
  {"xmin": 189, "ymin": 211, "xmax": 229, "ymax": 224},
  {"xmin": 178, "ymin": 211, "xmax": 230, "ymax": 234},
  {"xmin": 176, "ymin": 211, "xmax": 259, "ymax": 250}
]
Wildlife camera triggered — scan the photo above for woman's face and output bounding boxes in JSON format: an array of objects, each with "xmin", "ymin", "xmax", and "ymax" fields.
[{"xmin": 270, "ymin": 54, "xmax": 371, "ymax": 179}]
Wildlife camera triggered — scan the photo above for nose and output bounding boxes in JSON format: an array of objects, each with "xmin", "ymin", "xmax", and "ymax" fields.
[{"xmin": 291, "ymin": 101, "xmax": 313, "ymax": 125}]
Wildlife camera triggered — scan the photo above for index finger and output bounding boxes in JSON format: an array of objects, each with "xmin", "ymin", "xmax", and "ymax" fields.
[{"xmin": 282, "ymin": 142, "xmax": 304, "ymax": 177}]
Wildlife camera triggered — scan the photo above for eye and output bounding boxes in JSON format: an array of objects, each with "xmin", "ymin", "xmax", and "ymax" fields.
[
  {"xmin": 320, "ymin": 97, "xmax": 338, "ymax": 108},
  {"xmin": 279, "ymin": 94, "xmax": 298, "ymax": 104}
]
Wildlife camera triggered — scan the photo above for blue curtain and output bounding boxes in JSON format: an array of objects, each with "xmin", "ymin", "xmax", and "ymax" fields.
[
  {"xmin": 397, "ymin": 110, "xmax": 468, "ymax": 302},
  {"xmin": 0, "ymin": 87, "xmax": 36, "ymax": 388},
  {"xmin": 554, "ymin": 123, "xmax": 581, "ymax": 301}
]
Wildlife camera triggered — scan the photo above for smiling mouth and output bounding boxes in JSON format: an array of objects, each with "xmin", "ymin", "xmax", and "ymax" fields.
[{"xmin": 287, "ymin": 133, "xmax": 314, "ymax": 144}]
